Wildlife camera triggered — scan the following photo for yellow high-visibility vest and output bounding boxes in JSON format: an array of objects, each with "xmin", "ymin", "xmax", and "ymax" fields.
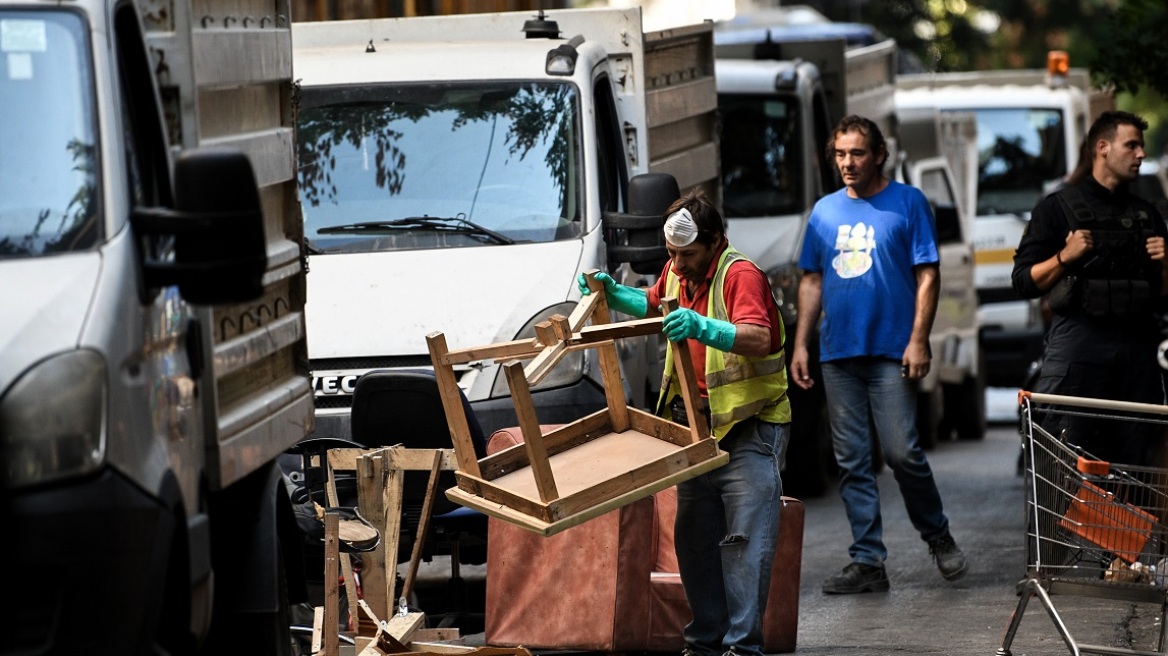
[{"xmin": 657, "ymin": 247, "xmax": 791, "ymax": 439}]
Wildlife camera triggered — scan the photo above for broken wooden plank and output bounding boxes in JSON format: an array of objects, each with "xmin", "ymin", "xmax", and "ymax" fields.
[
  {"xmin": 408, "ymin": 642, "xmax": 478, "ymax": 654},
  {"xmin": 402, "ymin": 451, "xmax": 443, "ymax": 605},
  {"xmin": 323, "ymin": 512, "xmax": 341, "ymax": 656},
  {"xmin": 384, "ymin": 611, "xmax": 426, "ymax": 643},
  {"xmin": 410, "ymin": 628, "xmax": 462, "ymax": 642},
  {"xmin": 325, "ymin": 457, "xmax": 360, "ymax": 633},
  {"xmin": 327, "ymin": 446, "xmax": 456, "ymax": 472}
]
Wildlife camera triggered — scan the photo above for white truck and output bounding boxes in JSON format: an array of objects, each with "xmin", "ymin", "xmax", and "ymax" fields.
[
  {"xmin": 895, "ymin": 108, "xmax": 984, "ymax": 443},
  {"xmin": 1, "ymin": 0, "xmax": 312, "ymax": 651},
  {"xmin": 712, "ymin": 27, "xmax": 982, "ymax": 494},
  {"xmin": 291, "ymin": 8, "xmax": 719, "ymax": 440},
  {"xmin": 895, "ymin": 53, "xmax": 1110, "ymax": 387}
]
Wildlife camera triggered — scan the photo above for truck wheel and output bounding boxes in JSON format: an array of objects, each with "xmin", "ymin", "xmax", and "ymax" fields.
[
  {"xmin": 942, "ymin": 350, "xmax": 987, "ymax": 441},
  {"xmin": 782, "ymin": 396, "xmax": 834, "ymax": 498},
  {"xmin": 203, "ymin": 549, "xmax": 293, "ymax": 655},
  {"xmin": 916, "ymin": 387, "xmax": 941, "ymax": 450}
]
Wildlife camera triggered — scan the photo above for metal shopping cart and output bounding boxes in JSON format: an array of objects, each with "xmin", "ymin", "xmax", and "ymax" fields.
[{"xmin": 999, "ymin": 391, "xmax": 1168, "ymax": 656}]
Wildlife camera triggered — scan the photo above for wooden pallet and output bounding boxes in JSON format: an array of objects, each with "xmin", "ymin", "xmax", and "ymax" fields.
[{"xmin": 425, "ymin": 272, "xmax": 728, "ymax": 537}]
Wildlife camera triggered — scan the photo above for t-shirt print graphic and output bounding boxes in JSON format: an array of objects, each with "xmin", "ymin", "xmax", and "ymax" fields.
[{"xmin": 832, "ymin": 222, "xmax": 876, "ymax": 279}]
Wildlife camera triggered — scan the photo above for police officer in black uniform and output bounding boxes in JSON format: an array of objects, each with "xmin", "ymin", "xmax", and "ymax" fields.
[{"xmin": 1012, "ymin": 110, "xmax": 1168, "ymax": 465}]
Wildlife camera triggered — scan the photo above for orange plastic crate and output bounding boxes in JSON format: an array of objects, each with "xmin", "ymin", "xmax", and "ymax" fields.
[{"xmin": 1060, "ymin": 480, "xmax": 1156, "ymax": 563}]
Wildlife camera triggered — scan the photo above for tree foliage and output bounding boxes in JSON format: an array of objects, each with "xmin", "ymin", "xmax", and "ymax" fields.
[
  {"xmin": 800, "ymin": 0, "xmax": 1166, "ymax": 152},
  {"xmin": 1090, "ymin": 0, "xmax": 1168, "ymax": 97}
]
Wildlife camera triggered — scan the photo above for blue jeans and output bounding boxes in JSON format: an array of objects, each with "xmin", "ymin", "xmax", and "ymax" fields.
[
  {"xmin": 821, "ymin": 357, "xmax": 950, "ymax": 567},
  {"xmin": 675, "ymin": 418, "xmax": 789, "ymax": 656}
]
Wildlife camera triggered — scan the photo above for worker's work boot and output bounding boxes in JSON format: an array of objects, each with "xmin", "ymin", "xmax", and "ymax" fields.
[
  {"xmin": 821, "ymin": 562, "xmax": 890, "ymax": 594},
  {"xmin": 929, "ymin": 532, "xmax": 968, "ymax": 581}
]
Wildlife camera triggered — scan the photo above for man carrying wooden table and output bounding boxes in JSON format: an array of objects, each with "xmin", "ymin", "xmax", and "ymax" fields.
[{"xmin": 579, "ymin": 190, "xmax": 791, "ymax": 656}]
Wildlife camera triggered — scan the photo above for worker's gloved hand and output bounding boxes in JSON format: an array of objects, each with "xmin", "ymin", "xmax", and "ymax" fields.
[
  {"xmin": 662, "ymin": 308, "xmax": 736, "ymax": 352},
  {"xmin": 577, "ymin": 272, "xmax": 648, "ymax": 319}
]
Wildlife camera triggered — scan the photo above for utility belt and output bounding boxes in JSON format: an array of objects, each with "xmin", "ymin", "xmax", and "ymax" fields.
[{"xmin": 668, "ymin": 395, "xmax": 710, "ymax": 428}]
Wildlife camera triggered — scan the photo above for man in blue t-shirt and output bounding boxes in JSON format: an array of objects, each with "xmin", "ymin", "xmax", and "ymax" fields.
[{"xmin": 790, "ymin": 115, "xmax": 967, "ymax": 594}]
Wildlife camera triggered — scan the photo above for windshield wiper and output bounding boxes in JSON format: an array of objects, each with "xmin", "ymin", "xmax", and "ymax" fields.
[{"xmin": 317, "ymin": 215, "xmax": 515, "ymax": 245}]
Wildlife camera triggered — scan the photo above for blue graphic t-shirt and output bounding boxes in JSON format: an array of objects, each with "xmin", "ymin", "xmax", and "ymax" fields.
[{"xmin": 798, "ymin": 180, "xmax": 938, "ymax": 362}]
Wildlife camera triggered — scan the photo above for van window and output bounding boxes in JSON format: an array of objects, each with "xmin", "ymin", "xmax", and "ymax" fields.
[
  {"xmin": 717, "ymin": 95, "xmax": 803, "ymax": 218},
  {"xmin": 298, "ymin": 82, "xmax": 582, "ymax": 254},
  {"xmin": 0, "ymin": 10, "xmax": 99, "ymax": 257},
  {"xmin": 918, "ymin": 166, "xmax": 962, "ymax": 244}
]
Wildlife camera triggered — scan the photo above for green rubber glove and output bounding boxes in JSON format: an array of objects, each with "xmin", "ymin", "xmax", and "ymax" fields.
[
  {"xmin": 662, "ymin": 308, "xmax": 737, "ymax": 351},
  {"xmin": 577, "ymin": 272, "xmax": 648, "ymax": 319}
]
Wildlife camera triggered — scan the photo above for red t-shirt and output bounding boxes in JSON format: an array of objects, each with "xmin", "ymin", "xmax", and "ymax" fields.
[{"xmin": 646, "ymin": 244, "xmax": 783, "ymax": 394}]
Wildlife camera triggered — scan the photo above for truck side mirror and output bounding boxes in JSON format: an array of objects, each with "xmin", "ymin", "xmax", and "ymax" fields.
[
  {"xmin": 132, "ymin": 148, "xmax": 267, "ymax": 305},
  {"xmin": 602, "ymin": 172, "xmax": 680, "ymax": 275}
]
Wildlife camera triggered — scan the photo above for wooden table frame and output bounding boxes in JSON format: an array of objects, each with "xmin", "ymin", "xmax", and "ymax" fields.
[{"xmin": 425, "ymin": 272, "xmax": 728, "ymax": 536}]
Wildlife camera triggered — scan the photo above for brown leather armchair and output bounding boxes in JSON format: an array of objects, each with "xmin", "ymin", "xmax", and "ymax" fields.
[{"xmin": 483, "ymin": 427, "xmax": 803, "ymax": 653}]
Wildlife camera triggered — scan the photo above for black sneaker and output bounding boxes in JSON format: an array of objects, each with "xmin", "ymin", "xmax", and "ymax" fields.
[
  {"xmin": 821, "ymin": 562, "xmax": 890, "ymax": 594},
  {"xmin": 929, "ymin": 533, "xmax": 968, "ymax": 581}
]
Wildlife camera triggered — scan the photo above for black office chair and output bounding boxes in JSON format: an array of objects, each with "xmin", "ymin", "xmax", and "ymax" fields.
[{"xmin": 349, "ymin": 369, "xmax": 489, "ymax": 572}]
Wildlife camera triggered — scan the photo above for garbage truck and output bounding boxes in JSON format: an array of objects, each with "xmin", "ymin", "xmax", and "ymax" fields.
[
  {"xmin": 1, "ymin": 0, "xmax": 312, "ymax": 650},
  {"xmin": 292, "ymin": 7, "xmax": 719, "ymax": 439},
  {"xmin": 895, "ymin": 52, "xmax": 1113, "ymax": 387}
]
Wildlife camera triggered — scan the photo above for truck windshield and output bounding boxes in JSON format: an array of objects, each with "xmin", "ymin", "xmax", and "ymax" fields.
[
  {"xmin": 972, "ymin": 108, "xmax": 1067, "ymax": 216},
  {"xmin": 298, "ymin": 82, "xmax": 581, "ymax": 254},
  {"xmin": 718, "ymin": 95, "xmax": 803, "ymax": 218},
  {"xmin": 0, "ymin": 10, "xmax": 100, "ymax": 258}
]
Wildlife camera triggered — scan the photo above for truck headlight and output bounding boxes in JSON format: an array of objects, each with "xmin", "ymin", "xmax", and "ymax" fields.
[
  {"xmin": 1, "ymin": 350, "xmax": 107, "ymax": 488},
  {"xmin": 490, "ymin": 302, "xmax": 585, "ymax": 397}
]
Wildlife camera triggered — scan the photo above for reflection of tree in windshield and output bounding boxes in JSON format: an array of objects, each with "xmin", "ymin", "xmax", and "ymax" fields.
[
  {"xmin": 0, "ymin": 137, "xmax": 98, "ymax": 257},
  {"xmin": 981, "ymin": 136, "xmax": 1038, "ymax": 187},
  {"xmin": 501, "ymin": 88, "xmax": 571, "ymax": 192},
  {"xmin": 973, "ymin": 108, "xmax": 1066, "ymax": 215},
  {"xmin": 297, "ymin": 104, "xmax": 412, "ymax": 207},
  {"xmin": 296, "ymin": 84, "xmax": 572, "ymax": 208}
]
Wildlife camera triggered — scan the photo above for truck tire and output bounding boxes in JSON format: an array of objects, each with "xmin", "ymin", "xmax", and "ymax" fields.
[
  {"xmin": 782, "ymin": 391, "xmax": 834, "ymax": 498},
  {"xmin": 916, "ymin": 387, "xmax": 941, "ymax": 450},
  {"xmin": 941, "ymin": 351, "xmax": 987, "ymax": 441},
  {"xmin": 203, "ymin": 550, "xmax": 294, "ymax": 656},
  {"xmin": 202, "ymin": 464, "xmax": 295, "ymax": 656}
]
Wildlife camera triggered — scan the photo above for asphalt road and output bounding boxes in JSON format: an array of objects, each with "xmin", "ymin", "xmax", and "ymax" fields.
[
  {"xmin": 413, "ymin": 413, "xmax": 1168, "ymax": 655},
  {"xmin": 795, "ymin": 418, "xmax": 1164, "ymax": 656}
]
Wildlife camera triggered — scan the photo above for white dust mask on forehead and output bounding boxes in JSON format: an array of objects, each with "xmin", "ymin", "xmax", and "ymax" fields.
[{"xmin": 663, "ymin": 208, "xmax": 698, "ymax": 247}]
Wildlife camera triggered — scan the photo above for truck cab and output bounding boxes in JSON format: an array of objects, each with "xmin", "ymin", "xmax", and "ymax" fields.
[
  {"xmin": 292, "ymin": 8, "xmax": 718, "ymax": 438},
  {"xmin": 1, "ymin": 0, "xmax": 310, "ymax": 650},
  {"xmin": 896, "ymin": 59, "xmax": 1096, "ymax": 386}
]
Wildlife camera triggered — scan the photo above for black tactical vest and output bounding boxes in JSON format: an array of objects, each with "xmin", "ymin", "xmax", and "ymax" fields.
[{"xmin": 1048, "ymin": 185, "xmax": 1160, "ymax": 317}]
